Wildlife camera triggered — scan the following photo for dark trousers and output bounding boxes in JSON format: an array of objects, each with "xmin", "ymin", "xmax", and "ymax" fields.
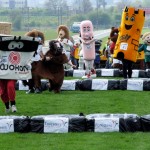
[
  {"xmin": 122, "ymin": 59, "xmax": 133, "ymax": 79},
  {"xmin": 145, "ymin": 62, "xmax": 150, "ymax": 69}
]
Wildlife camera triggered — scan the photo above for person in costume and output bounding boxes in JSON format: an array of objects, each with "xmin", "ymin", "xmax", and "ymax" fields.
[
  {"xmin": 57, "ymin": 25, "xmax": 75, "ymax": 70},
  {"xmin": 113, "ymin": 7, "xmax": 145, "ymax": 78},
  {"xmin": 79, "ymin": 20, "xmax": 96, "ymax": 78},
  {"xmin": 0, "ymin": 79, "xmax": 17, "ymax": 113},
  {"xmin": 138, "ymin": 32, "xmax": 150, "ymax": 69},
  {"xmin": 24, "ymin": 29, "xmax": 45, "ymax": 94}
]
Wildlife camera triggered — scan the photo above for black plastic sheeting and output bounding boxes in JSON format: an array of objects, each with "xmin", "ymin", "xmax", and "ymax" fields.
[
  {"xmin": 140, "ymin": 115, "xmax": 150, "ymax": 132},
  {"xmin": 30, "ymin": 114, "xmax": 87, "ymax": 133},
  {"xmin": 86, "ymin": 114, "xmax": 139, "ymax": 132},
  {"xmin": 143, "ymin": 80, "xmax": 150, "ymax": 91},
  {"xmin": 119, "ymin": 117, "xmax": 142, "ymax": 132},
  {"xmin": 16, "ymin": 78, "xmax": 150, "ymax": 91},
  {"xmin": 30, "ymin": 118, "xmax": 44, "ymax": 133},
  {"xmin": 76, "ymin": 79, "xmax": 92, "ymax": 91},
  {"xmin": 0, "ymin": 116, "xmax": 30, "ymax": 133},
  {"xmin": 146, "ymin": 69, "xmax": 150, "ymax": 78},
  {"xmin": 14, "ymin": 118, "xmax": 31, "ymax": 133},
  {"xmin": 119, "ymin": 79, "xmax": 128, "ymax": 90},
  {"xmin": 65, "ymin": 69, "xmax": 148, "ymax": 78},
  {"xmin": 2, "ymin": 114, "xmax": 150, "ymax": 133},
  {"xmin": 107, "ymin": 80, "xmax": 120, "ymax": 90},
  {"xmin": 15, "ymin": 80, "xmax": 49, "ymax": 91}
]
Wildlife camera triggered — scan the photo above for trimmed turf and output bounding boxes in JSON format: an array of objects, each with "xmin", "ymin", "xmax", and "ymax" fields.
[{"xmin": 0, "ymin": 90, "xmax": 150, "ymax": 150}]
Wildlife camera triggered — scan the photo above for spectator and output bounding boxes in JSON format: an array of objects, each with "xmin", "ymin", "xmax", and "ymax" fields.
[
  {"xmin": 105, "ymin": 40, "xmax": 113, "ymax": 69},
  {"xmin": 94, "ymin": 40, "xmax": 102, "ymax": 69},
  {"xmin": 73, "ymin": 41, "xmax": 81, "ymax": 69},
  {"xmin": 138, "ymin": 32, "xmax": 150, "ymax": 69}
]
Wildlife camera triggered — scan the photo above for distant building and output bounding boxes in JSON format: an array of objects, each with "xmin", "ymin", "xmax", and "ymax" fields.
[
  {"xmin": 0, "ymin": 0, "xmax": 27, "ymax": 8},
  {"xmin": 0, "ymin": 0, "xmax": 45, "ymax": 8}
]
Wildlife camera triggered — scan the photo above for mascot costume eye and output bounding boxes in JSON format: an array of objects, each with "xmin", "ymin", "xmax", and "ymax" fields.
[{"xmin": 113, "ymin": 6, "xmax": 145, "ymax": 62}]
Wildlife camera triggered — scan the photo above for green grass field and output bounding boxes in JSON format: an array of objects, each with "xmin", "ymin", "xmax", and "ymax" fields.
[{"xmin": 0, "ymin": 89, "xmax": 150, "ymax": 150}]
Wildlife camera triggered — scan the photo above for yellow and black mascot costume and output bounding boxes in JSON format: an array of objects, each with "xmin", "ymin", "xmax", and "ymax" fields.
[{"xmin": 113, "ymin": 6, "xmax": 145, "ymax": 78}]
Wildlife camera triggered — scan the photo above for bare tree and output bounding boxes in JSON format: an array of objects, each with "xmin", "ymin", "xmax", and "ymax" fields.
[{"xmin": 72, "ymin": 0, "xmax": 93, "ymax": 14}]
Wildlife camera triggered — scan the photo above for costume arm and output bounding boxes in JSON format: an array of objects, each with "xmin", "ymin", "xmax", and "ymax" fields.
[
  {"xmin": 63, "ymin": 39, "xmax": 73, "ymax": 47},
  {"xmin": 138, "ymin": 44, "xmax": 145, "ymax": 52}
]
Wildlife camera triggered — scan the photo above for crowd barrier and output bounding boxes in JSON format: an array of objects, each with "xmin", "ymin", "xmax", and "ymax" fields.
[
  {"xmin": 1, "ymin": 114, "xmax": 150, "ymax": 133},
  {"xmin": 17, "ymin": 78, "xmax": 150, "ymax": 91},
  {"xmin": 65, "ymin": 69, "xmax": 150, "ymax": 78}
]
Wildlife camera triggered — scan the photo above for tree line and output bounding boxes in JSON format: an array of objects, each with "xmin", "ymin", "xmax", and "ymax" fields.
[{"xmin": 0, "ymin": 0, "xmax": 150, "ymax": 31}]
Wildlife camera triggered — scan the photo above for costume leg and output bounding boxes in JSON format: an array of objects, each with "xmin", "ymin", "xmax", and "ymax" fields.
[
  {"xmin": 0, "ymin": 80, "xmax": 9, "ymax": 103},
  {"xmin": 7, "ymin": 80, "xmax": 16, "ymax": 102},
  {"xmin": 146, "ymin": 62, "xmax": 150, "ymax": 69},
  {"xmin": 127, "ymin": 61, "xmax": 133, "ymax": 78},
  {"xmin": 28, "ymin": 79, "xmax": 34, "ymax": 90},
  {"xmin": 122, "ymin": 60, "xmax": 128, "ymax": 79},
  {"xmin": 84, "ymin": 60, "xmax": 90, "ymax": 75}
]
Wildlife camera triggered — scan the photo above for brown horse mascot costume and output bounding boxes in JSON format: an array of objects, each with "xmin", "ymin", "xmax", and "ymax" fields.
[{"xmin": 23, "ymin": 29, "xmax": 68, "ymax": 93}]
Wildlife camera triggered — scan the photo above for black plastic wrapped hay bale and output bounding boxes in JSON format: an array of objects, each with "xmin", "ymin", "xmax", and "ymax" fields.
[
  {"xmin": 68, "ymin": 116, "xmax": 87, "ymax": 132},
  {"xmin": 14, "ymin": 117, "xmax": 31, "ymax": 133},
  {"xmin": 108, "ymin": 79, "xmax": 120, "ymax": 90},
  {"xmin": 30, "ymin": 114, "xmax": 87, "ymax": 133},
  {"xmin": 30, "ymin": 118, "xmax": 44, "ymax": 133},
  {"xmin": 114, "ymin": 69, "xmax": 120, "ymax": 77},
  {"xmin": 96, "ymin": 69, "xmax": 101, "ymax": 77},
  {"xmin": 143, "ymin": 80, "xmax": 150, "ymax": 91},
  {"xmin": 119, "ymin": 79, "xmax": 127, "ymax": 90},
  {"xmin": 139, "ymin": 70, "xmax": 146, "ymax": 78},
  {"xmin": 65, "ymin": 70, "xmax": 73, "ymax": 77},
  {"xmin": 86, "ymin": 119, "xmax": 95, "ymax": 132},
  {"xmin": 146, "ymin": 69, "xmax": 150, "ymax": 78},
  {"xmin": 76, "ymin": 79, "xmax": 92, "ymax": 91},
  {"xmin": 140, "ymin": 115, "xmax": 150, "ymax": 132},
  {"xmin": 119, "ymin": 117, "xmax": 142, "ymax": 132}
]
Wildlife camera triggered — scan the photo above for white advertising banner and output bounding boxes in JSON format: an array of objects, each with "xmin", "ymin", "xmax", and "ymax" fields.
[
  {"xmin": 0, "ymin": 51, "xmax": 34, "ymax": 80},
  {"xmin": 18, "ymin": 80, "xmax": 29, "ymax": 90},
  {"xmin": 101, "ymin": 69, "xmax": 114, "ymax": 76},
  {"xmin": 92, "ymin": 79, "xmax": 108, "ymax": 90},
  {"xmin": 0, "ymin": 119, "xmax": 14, "ymax": 133},
  {"xmin": 61, "ymin": 80, "xmax": 76, "ymax": 90},
  {"xmin": 132, "ymin": 70, "xmax": 139, "ymax": 78},
  {"xmin": 127, "ymin": 79, "xmax": 143, "ymax": 91},
  {"xmin": 94, "ymin": 118, "xmax": 119, "ymax": 132},
  {"xmin": 44, "ymin": 117, "xmax": 69, "ymax": 133},
  {"xmin": 73, "ymin": 69, "xmax": 86, "ymax": 77}
]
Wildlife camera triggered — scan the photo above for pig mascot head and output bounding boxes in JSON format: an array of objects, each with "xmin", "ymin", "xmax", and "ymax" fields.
[{"xmin": 80, "ymin": 20, "xmax": 94, "ymax": 41}]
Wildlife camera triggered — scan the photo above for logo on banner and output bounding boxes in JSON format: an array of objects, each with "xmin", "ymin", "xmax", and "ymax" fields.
[
  {"xmin": 94, "ymin": 118, "xmax": 119, "ymax": 132},
  {"xmin": 44, "ymin": 117, "xmax": 69, "ymax": 133},
  {"xmin": 8, "ymin": 52, "xmax": 20, "ymax": 65}
]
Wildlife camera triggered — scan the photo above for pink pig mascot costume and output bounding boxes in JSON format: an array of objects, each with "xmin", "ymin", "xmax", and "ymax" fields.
[{"xmin": 80, "ymin": 20, "xmax": 96, "ymax": 78}]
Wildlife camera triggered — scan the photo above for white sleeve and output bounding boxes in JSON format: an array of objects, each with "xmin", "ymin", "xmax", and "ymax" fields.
[{"xmin": 36, "ymin": 45, "xmax": 43, "ymax": 54}]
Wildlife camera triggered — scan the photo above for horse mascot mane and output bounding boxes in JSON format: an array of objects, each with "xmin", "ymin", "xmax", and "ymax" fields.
[{"xmin": 25, "ymin": 29, "xmax": 45, "ymax": 44}]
